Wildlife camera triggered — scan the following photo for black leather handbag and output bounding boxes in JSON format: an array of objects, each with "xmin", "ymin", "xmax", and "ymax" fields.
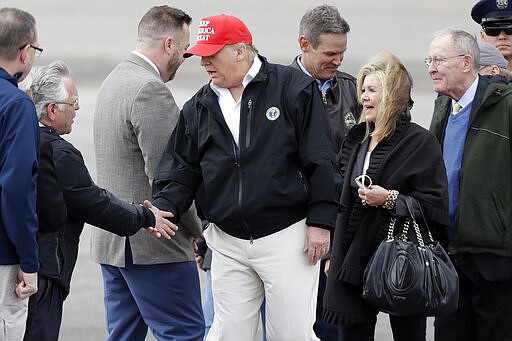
[{"xmin": 362, "ymin": 197, "xmax": 459, "ymax": 316}]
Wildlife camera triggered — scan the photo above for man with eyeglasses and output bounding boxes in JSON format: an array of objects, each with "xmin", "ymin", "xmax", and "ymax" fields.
[
  {"xmin": 0, "ymin": 7, "xmax": 41, "ymax": 340},
  {"xmin": 22, "ymin": 60, "xmax": 177, "ymax": 341},
  {"xmin": 472, "ymin": 0, "xmax": 512, "ymax": 70},
  {"xmin": 427, "ymin": 28, "xmax": 512, "ymax": 341}
]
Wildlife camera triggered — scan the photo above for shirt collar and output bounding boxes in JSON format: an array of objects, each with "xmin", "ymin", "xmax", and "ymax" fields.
[
  {"xmin": 452, "ymin": 75, "xmax": 478, "ymax": 109},
  {"xmin": 210, "ymin": 56, "xmax": 262, "ymax": 95},
  {"xmin": 131, "ymin": 50, "xmax": 160, "ymax": 77},
  {"xmin": 295, "ymin": 56, "xmax": 335, "ymax": 94}
]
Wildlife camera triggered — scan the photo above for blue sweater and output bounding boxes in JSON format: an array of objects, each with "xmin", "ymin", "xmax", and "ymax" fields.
[{"xmin": 0, "ymin": 67, "xmax": 39, "ymax": 273}]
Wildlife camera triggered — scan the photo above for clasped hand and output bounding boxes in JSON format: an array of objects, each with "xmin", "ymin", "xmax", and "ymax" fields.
[{"xmin": 143, "ymin": 200, "xmax": 178, "ymax": 239}]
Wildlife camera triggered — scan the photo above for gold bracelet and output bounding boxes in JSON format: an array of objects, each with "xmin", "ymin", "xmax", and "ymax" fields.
[{"xmin": 383, "ymin": 190, "xmax": 398, "ymax": 210}]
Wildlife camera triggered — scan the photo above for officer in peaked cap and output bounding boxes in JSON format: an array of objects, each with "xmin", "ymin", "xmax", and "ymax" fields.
[{"xmin": 472, "ymin": 0, "xmax": 512, "ymax": 69}]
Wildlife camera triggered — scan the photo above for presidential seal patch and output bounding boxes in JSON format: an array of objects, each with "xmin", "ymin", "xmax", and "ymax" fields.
[
  {"xmin": 344, "ymin": 112, "xmax": 357, "ymax": 129},
  {"xmin": 266, "ymin": 107, "xmax": 280, "ymax": 121},
  {"xmin": 497, "ymin": 0, "xmax": 508, "ymax": 10}
]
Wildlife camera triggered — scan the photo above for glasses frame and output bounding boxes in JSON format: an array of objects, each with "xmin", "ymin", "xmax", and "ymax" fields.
[
  {"xmin": 54, "ymin": 97, "xmax": 79, "ymax": 109},
  {"xmin": 483, "ymin": 26, "xmax": 512, "ymax": 36},
  {"xmin": 424, "ymin": 54, "xmax": 465, "ymax": 68},
  {"xmin": 355, "ymin": 174, "xmax": 372, "ymax": 190},
  {"xmin": 18, "ymin": 44, "xmax": 43, "ymax": 57}
]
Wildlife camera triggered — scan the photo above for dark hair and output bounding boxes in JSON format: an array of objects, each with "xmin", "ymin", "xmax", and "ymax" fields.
[
  {"xmin": 299, "ymin": 4, "xmax": 350, "ymax": 49},
  {"xmin": 0, "ymin": 7, "xmax": 36, "ymax": 60},
  {"xmin": 137, "ymin": 6, "xmax": 192, "ymax": 43}
]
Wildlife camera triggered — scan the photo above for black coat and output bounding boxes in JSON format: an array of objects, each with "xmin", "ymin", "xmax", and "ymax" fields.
[
  {"xmin": 290, "ymin": 57, "xmax": 361, "ymax": 153},
  {"xmin": 36, "ymin": 138, "xmax": 67, "ymax": 233},
  {"xmin": 153, "ymin": 55, "xmax": 341, "ymax": 239},
  {"xmin": 38, "ymin": 126, "xmax": 155, "ymax": 297},
  {"xmin": 323, "ymin": 118, "xmax": 449, "ymax": 325}
]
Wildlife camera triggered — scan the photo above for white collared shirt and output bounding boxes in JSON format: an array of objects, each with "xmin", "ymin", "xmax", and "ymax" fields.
[
  {"xmin": 131, "ymin": 50, "xmax": 160, "ymax": 77},
  {"xmin": 210, "ymin": 57, "xmax": 262, "ymax": 146}
]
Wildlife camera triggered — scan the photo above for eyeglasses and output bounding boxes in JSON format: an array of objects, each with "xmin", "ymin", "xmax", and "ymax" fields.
[
  {"xmin": 18, "ymin": 44, "xmax": 43, "ymax": 58},
  {"xmin": 424, "ymin": 54, "xmax": 465, "ymax": 68},
  {"xmin": 55, "ymin": 97, "xmax": 79, "ymax": 109},
  {"xmin": 355, "ymin": 174, "xmax": 372, "ymax": 205},
  {"xmin": 483, "ymin": 27, "xmax": 512, "ymax": 36},
  {"xmin": 354, "ymin": 174, "xmax": 372, "ymax": 189}
]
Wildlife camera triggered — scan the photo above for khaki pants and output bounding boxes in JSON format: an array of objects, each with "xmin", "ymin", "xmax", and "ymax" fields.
[
  {"xmin": 205, "ymin": 219, "xmax": 320, "ymax": 341},
  {"xmin": 0, "ymin": 265, "xmax": 28, "ymax": 341}
]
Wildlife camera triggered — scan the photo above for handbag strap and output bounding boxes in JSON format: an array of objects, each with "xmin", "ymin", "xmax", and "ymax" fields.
[
  {"xmin": 404, "ymin": 196, "xmax": 426, "ymax": 248},
  {"xmin": 416, "ymin": 202, "xmax": 435, "ymax": 244}
]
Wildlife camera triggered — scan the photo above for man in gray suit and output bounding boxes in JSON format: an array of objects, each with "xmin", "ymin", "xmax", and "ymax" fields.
[{"xmin": 91, "ymin": 6, "xmax": 204, "ymax": 341}]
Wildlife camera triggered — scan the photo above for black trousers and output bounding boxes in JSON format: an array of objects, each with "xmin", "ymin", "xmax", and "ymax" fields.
[
  {"xmin": 24, "ymin": 276, "xmax": 63, "ymax": 341},
  {"xmin": 337, "ymin": 314, "xmax": 426, "ymax": 341},
  {"xmin": 434, "ymin": 255, "xmax": 512, "ymax": 341}
]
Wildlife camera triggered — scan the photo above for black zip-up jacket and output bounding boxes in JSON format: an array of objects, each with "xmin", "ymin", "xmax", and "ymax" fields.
[
  {"xmin": 38, "ymin": 127, "xmax": 155, "ymax": 297},
  {"xmin": 153, "ymin": 55, "xmax": 341, "ymax": 240},
  {"xmin": 290, "ymin": 57, "xmax": 360, "ymax": 153}
]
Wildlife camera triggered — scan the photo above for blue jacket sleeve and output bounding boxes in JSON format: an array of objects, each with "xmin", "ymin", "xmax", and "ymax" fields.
[{"xmin": 0, "ymin": 98, "xmax": 39, "ymax": 273}]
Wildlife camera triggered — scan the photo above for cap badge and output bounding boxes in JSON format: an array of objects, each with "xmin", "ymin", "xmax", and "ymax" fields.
[
  {"xmin": 266, "ymin": 107, "xmax": 280, "ymax": 121},
  {"xmin": 497, "ymin": 0, "xmax": 508, "ymax": 10}
]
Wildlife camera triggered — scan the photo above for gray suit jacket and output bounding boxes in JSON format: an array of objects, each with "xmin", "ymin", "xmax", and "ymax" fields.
[{"xmin": 91, "ymin": 53, "xmax": 201, "ymax": 267}]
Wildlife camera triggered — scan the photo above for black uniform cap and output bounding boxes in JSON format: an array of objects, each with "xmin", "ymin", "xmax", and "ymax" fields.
[{"xmin": 472, "ymin": 0, "xmax": 512, "ymax": 26}]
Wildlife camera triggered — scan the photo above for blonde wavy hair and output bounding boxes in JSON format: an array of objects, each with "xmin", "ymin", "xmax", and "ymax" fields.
[{"xmin": 357, "ymin": 51, "xmax": 413, "ymax": 142}]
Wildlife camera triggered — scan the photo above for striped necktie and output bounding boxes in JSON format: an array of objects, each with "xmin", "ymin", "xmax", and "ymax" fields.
[{"xmin": 453, "ymin": 103, "xmax": 462, "ymax": 115}]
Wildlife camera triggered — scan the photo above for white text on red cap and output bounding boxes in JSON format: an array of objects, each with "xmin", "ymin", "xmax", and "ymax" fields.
[{"xmin": 197, "ymin": 20, "xmax": 214, "ymax": 41}]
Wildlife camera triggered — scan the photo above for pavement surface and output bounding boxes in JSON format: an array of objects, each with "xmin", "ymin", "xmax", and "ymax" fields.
[{"xmin": 1, "ymin": 0, "xmax": 481, "ymax": 339}]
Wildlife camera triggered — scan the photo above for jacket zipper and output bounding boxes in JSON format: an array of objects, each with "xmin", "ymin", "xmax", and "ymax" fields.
[
  {"xmin": 245, "ymin": 99, "xmax": 253, "ymax": 149},
  {"xmin": 298, "ymin": 170, "xmax": 308, "ymax": 195},
  {"xmin": 233, "ymin": 143, "xmax": 254, "ymax": 243},
  {"xmin": 55, "ymin": 234, "xmax": 62, "ymax": 275}
]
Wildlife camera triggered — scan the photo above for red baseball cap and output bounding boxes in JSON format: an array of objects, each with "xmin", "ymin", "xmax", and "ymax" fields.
[{"xmin": 183, "ymin": 14, "xmax": 252, "ymax": 58}]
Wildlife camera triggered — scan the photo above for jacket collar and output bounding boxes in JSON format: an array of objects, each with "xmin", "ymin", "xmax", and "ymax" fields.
[
  {"xmin": 434, "ymin": 74, "xmax": 512, "ymax": 137},
  {"xmin": 0, "ymin": 67, "xmax": 20, "ymax": 87},
  {"xmin": 290, "ymin": 56, "xmax": 340, "ymax": 101},
  {"xmin": 126, "ymin": 52, "xmax": 161, "ymax": 79},
  {"xmin": 39, "ymin": 124, "xmax": 57, "ymax": 135}
]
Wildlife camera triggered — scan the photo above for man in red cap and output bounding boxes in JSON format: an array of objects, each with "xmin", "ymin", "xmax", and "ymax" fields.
[{"xmin": 152, "ymin": 13, "xmax": 341, "ymax": 341}]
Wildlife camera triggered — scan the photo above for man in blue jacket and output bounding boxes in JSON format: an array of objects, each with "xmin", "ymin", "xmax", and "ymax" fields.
[{"xmin": 0, "ymin": 7, "xmax": 41, "ymax": 340}]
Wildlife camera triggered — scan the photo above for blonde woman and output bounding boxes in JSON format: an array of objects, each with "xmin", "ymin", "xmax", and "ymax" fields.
[{"xmin": 323, "ymin": 52, "xmax": 449, "ymax": 341}]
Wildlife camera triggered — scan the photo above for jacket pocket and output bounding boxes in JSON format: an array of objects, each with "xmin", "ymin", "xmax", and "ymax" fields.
[{"xmin": 492, "ymin": 192, "xmax": 508, "ymax": 239}]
